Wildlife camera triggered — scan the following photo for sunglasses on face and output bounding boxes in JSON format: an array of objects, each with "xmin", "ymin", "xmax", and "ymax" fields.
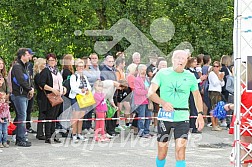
[{"xmin": 213, "ymin": 65, "xmax": 219, "ymax": 67}]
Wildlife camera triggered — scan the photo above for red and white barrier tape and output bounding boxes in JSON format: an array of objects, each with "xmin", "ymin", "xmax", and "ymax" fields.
[{"xmin": 12, "ymin": 115, "xmax": 233, "ymax": 124}]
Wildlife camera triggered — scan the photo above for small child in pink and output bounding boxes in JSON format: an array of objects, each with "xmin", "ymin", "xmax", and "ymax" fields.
[
  {"xmin": 0, "ymin": 92, "xmax": 10, "ymax": 148},
  {"xmin": 93, "ymin": 80, "xmax": 110, "ymax": 142}
]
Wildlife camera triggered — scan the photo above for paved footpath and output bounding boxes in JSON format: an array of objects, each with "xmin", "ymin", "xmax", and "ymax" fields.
[{"xmin": 0, "ymin": 125, "xmax": 233, "ymax": 167}]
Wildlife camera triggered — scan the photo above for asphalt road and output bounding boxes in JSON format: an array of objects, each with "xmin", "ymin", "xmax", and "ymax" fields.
[{"xmin": 0, "ymin": 124, "xmax": 233, "ymax": 167}]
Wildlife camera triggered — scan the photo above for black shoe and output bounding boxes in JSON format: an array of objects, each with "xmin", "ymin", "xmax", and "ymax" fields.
[
  {"xmin": 192, "ymin": 130, "xmax": 202, "ymax": 134},
  {"xmin": 114, "ymin": 131, "xmax": 120, "ymax": 135},
  {"xmin": 27, "ymin": 128, "xmax": 37, "ymax": 134},
  {"xmin": 36, "ymin": 135, "xmax": 46, "ymax": 140},
  {"xmin": 16, "ymin": 141, "xmax": 32, "ymax": 147},
  {"xmin": 110, "ymin": 132, "xmax": 118, "ymax": 136},
  {"xmin": 45, "ymin": 138, "xmax": 53, "ymax": 144},
  {"xmin": 54, "ymin": 138, "xmax": 61, "ymax": 143}
]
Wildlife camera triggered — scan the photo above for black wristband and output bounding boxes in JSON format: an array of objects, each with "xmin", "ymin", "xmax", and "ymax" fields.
[{"xmin": 198, "ymin": 111, "xmax": 204, "ymax": 115}]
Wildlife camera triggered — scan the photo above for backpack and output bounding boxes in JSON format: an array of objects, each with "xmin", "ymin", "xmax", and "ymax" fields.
[{"xmin": 63, "ymin": 74, "xmax": 77, "ymax": 98}]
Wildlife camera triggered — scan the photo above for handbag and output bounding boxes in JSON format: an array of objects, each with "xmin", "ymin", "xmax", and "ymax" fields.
[
  {"xmin": 46, "ymin": 92, "xmax": 64, "ymax": 107},
  {"xmin": 76, "ymin": 91, "xmax": 96, "ymax": 108},
  {"xmin": 106, "ymin": 100, "xmax": 117, "ymax": 118},
  {"xmin": 8, "ymin": 122, "xmax": 17, "ymax": 135}
]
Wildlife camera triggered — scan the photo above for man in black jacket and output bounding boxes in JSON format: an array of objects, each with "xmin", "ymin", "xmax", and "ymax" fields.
[
  {"xmin": 11, "ymin": 48, "xmax": 34, "ymax": 147},
  {"xmin": 25, "ymin": 48, "xmax": 37, "ymax": 134}
]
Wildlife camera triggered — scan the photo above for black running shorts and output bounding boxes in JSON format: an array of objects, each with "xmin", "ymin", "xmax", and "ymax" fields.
[{"xmin": 157, "ymin": 120, "xmax": 190, "ymax": 142}]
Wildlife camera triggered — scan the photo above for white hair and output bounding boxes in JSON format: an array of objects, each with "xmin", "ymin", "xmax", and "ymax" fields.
[
  {"xmin": 132, "ymin": 52, "xmax": 141, "ymax": 59},
  {"xmin": 105, "ymin": 55, "xmax": 114, "ymax": 61},
  {"xmin": 126, "ymin": 63, "xmax": 137, "ymax": 74},
  {"xmin": 137, "ymin": 64, "xmax": 147, "ymax": 72},
  {"xmin": 172, "ymin": 50, "xmax": 190, "ymax": 59}
]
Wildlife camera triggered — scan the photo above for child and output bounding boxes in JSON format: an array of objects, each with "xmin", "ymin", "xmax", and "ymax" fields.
[
  {"xmin": 93, "ymin": 80, "xmax": 110, "ymax": 142},
  {"xmin": 0, "ymin": 92, "xmax": 10, "ymax": 148}
]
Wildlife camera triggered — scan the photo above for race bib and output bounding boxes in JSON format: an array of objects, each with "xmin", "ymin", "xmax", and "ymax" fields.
[{"xmin": 157, "ymin": 108, "xmax": 174, "ymax": 122}]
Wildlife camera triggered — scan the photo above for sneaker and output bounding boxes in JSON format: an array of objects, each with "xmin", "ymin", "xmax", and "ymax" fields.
[
  {"xmin": 207, "ymin": 123, "xmax": 212, "ymax": 127},
  {"xmin": 212, "ymin": 126, "xmax": 222, "ymax": 131},
  {"xmin": 94, "ymin": 137, "xmax": 101, "ymax": 142},
  {"xmin": 12, "ymin": 135, "xmax": 16, "ymax": 143},
  {"xmin": 72, "ymin": 135, "xmax": 78, "ymax": 143},
  {"xmin": 123, "ymin": 125, "xmax": 131, "ymax": 130},
  {"xmin": 115, "ymin": 125, "xmax": 125, "ymax": 132},
  {"xmin": 3, "ymin": 143, "xmax": 9, "ymax": 148},
  {"xmin": 77, "ymin": 134, "xmax": 88, "ymax": 141},
  {"xmin": 16, "ymin": 141, "xmax": 31, "ymax": 147},
  {"xmin": 27, "ymin": 128, "xmax": 37, "ymax": 133},
  {"xmin": 100, "ymin": 136, "xmax": 110, "ymax": 142},
  {"xmin": 220, "ymin": 121, "xmax": 227, "ymax": 127},
  {"xmin": 106, "ymin": 133, "xmax": 114, "ymax": 138},
  {"xmin": 0, "ymin": 143, "xmax": 3, "ymax": 148}
]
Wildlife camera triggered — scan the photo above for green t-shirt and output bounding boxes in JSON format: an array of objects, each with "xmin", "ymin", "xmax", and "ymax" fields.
[{"xmin": 152, "ymin": 67, "xmax": 198, "ymax": 122}]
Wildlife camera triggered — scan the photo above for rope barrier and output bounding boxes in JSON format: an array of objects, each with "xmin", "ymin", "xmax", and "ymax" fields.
[{"xmin": 12, "ymin": 115, "xmax": 234, "ymax": 124}]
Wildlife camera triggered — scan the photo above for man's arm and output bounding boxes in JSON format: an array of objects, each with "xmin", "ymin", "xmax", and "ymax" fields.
[
  {"xmin": 148, "ymin": 83, "xmax": 174, "ymax": 112},
  {"xmin": 192, "ymin": 90, "xmax": 204, "ymax": 131},
  {"xmin": 192, "ymin": 90, "xmax": 203, "ymax": 113}
]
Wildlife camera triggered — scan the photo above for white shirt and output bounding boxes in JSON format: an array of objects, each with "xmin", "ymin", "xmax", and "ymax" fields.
[
  {"xmin": 208, "ymin": 71, "xmax": 225, "ymax": 92},
  {"xmin": 69, "ymin": 73, "xmax": 92, "ymax": 99}
]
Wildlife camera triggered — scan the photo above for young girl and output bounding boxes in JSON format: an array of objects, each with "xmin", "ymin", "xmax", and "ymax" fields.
[
  {"xmin": 93, "ymin": 80, "xmax": 110, "ymax": 142},
  {"xmin": 0, "ymin": 92, "xmax": 10, "ymax": 148}
]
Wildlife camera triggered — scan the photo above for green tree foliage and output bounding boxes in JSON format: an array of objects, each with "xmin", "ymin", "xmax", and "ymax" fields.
[{"xmin": 0, "ymin": 0, "xmax": 234, "ymax": 66}]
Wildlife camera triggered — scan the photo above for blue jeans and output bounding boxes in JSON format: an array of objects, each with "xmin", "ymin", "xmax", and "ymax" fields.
[
  {"xmin": 136, "ymin": 104, "xmax": 151, "ymax": 135},
  {"xmin": 12, "ymin": 95, "xmax": 28, "ymax": 142},
  {"xmin": 0, "ymin": 121, "xmax": 7, "ymax": 143}
]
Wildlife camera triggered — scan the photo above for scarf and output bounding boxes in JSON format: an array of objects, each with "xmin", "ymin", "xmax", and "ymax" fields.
[{"xmin": 46, "ymin": 64, "xmax": 58, "ymax": 75}]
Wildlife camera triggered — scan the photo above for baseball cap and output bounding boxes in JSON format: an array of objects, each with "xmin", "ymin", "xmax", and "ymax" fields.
[{"xmin": 27, "ymin": 48, "xmax": 35, "ymax": 55}]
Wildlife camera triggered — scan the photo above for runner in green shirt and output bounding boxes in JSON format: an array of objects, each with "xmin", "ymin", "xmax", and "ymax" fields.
[
  {"xmin": 152, "ymin": 66, "xmax": 198, "ymax": 122},
  {"xmin": 148, "ymin": 50, "xmax": 204, "ymax": 167}
]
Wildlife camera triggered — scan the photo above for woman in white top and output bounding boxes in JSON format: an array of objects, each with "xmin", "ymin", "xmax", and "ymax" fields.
[
  {"xmin": 208, "ymin": 61, "xmax": 225, "ymax": 131},
  {"xmin": 69, "ymin": 59, "xmax": 92, "ymax": 142}
]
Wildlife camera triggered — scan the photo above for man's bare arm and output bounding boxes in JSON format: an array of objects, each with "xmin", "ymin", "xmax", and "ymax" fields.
[
  {"xmin": 192, "ymin": 90, "xmax": 203, "ymax": 113},
  {"xmin": 192, "ymin": 90, "xmax": 204, "ymax": 131}
]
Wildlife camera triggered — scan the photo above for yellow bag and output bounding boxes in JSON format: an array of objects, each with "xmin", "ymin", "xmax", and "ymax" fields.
[{"xmin": 76, "ymin": 91, "xmax": 96, "ymax": 108}]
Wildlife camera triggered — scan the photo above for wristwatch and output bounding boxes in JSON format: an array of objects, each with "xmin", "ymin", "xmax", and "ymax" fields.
[{"xmin": 198, "ymin": 111, "xmax": 204, "ymax": 115}]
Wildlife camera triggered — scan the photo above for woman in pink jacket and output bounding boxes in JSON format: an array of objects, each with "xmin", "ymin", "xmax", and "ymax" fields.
[{"xmin": 134, "ymin": 64, "xmax": 152, "ymax": 138}]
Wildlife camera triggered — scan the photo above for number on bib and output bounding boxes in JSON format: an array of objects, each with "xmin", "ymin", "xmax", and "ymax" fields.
[{"xmin": 157, "ymin": 108, "xmax": 175, "ymax": 122}]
